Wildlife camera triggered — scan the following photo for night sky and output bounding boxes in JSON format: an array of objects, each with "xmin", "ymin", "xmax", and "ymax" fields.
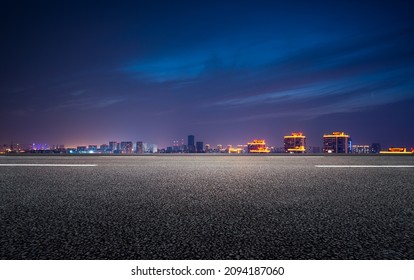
[{"xmin": 1, "ymin": 1, "xmax": 414, "ymax": 148}]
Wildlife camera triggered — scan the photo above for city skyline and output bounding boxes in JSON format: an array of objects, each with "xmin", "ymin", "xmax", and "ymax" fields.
[
  {"xmin": 2, "ymin": 130, "xmax": 413, "ymax": 154},
  {"xmin": 1, "ymin": 1, "xmax": 414, "ymax": 148},
  {"xmin": 0, "ymin": 129, "xmax": 411, "ymax": 151}
]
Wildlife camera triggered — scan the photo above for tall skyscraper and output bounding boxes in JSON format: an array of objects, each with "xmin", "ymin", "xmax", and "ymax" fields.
[
  {"xmin": 323, "ymin": 132, "xmax": 351, "ymax": 153},
  {"xmin": 136, "ymin": 141, "xmax": 143, "ymax": 154},
  {"xmin": 283, "ymin": 132, "xmax": 306, "ymax": 153},
  {"xmin": 188, "ymin": 135, "xmax": 195, "ymax": 153}
]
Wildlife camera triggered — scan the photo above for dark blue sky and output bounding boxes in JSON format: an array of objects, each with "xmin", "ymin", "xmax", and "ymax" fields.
[{"xmin": 1, "ymin": 0, "xmax": 414, "ymax": 148}]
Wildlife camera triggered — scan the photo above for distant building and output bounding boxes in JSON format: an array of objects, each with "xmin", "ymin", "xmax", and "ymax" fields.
[
  {"xmin": 270, "ymin": 147, "xmax": 283, "ymax": 153},
  {"xmin": 135, "ymin": 141, "xmax": 143, "ymax": 154},
  {"xmin": 284, "ymin": 132, "xmax": 306, "ymax": 153},
  {"xmin": 237, "ymin": 144, "xmax": 248, "ymax": 153},
  {"xmin": 225, "ymin": 145, "xmax": 232, "ymax": 153},
  {"xmin": 66, "ymin": 148, "xmax": 77, "ymax": 154},
  {"xmin": 50, "ymin": 144, "xmax": 65, "ymax": 153},
  {"xmin": 100, "ymin": 144, "xmax": 109, "ymax": 150},
  {"xmin": 109, "ymin": 141, "xmax": 118, "ymax": 153},
  {"xmin": 371, "ymin": 143, "xmax": 381, "ymax": 154},
  {"xmin": 143, "ymin": 143, "xmax": 157, "ymax": 153},
  {"xmin": 51, "ymin": 144, "xmax": 65, "ymax": 150},
  {"xmin": 88, "ymin": 145, "xmax": 98, "ymax": 153},
  {"xmin": 180, "ymin": 144, "xmax": 187, "ymax": 153},
  {"xmin": 76, "ymin": 146, "xmax": 87, "ymax": 153},
  {"xmin": 247, "ymin": 139, "xmax": 270, "ymax": 153},
  {"xmin": 188, "ymin": 135, "xmax": 195, "ymax": 153},
  {"xmin": 120, "ymin": 141, "xmax": 133, "ymax": 154},
  {"xmin": 196, "ymin": 141, "xmax": 204, "ymax": 153},
  {"xmin": 171, "ymin": 139, "xmax": 187, "ymax": 153},
  {"xmin": 31, "ymin": 143, "xmax": 49, "ymax": 151},
  {"xmin": 380, "ymin": 147, "xmax": 412, "ymax": 154},
  {"xmin": 180, "ymin": 139, "xmax": 186, "ymax": 152},
  {"xmin": 99, "ymin": 144, "xmax": 109, "ymax": 153},
  {"xmin": 228, "ymin": 147, "xmax": 243, "ymax": 153},
  {"xmin": 323, "ymin": 132, "xmax": 351, "ymax": 154},
  {"xmin": 352, "ymin": 145, "xmax": 370, "ymax": 154},
  {"xmin": 205, "ymin": 144, "xmax": 211, "ymax": 153}
]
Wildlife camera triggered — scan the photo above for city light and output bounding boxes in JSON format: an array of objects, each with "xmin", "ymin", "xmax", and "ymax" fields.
[
  {"xmin": 379, "ymin": 147, "xmax": 413, "ymax": 154},
  {"xmin": 1, "ymin": 132, "xmax": 413, "ymax": 155},
  {"xmin": 323, "ymin": 132, "xmax": 351, "ymax": 154},
  {"xmin": 247, "ymin": 140, "xmax": 270, "ymax": 153},
  {"xmin": 284, "ymin": 132, "xmax": 306, "ymax": 154}
]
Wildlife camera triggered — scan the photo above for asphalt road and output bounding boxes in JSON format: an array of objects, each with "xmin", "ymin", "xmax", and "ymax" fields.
[{"xmin": 1, "ymin": 155, "xmax": 413, "ymax": 259}]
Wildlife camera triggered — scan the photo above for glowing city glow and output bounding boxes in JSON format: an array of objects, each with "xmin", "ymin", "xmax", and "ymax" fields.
[{"xmin": 1, "ymin": 132, "xmax": 412, "ymax": 155}]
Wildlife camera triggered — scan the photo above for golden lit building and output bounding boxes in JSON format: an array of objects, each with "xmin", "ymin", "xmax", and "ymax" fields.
[
  {"xmin": 323, "ymin": 132, "xmax": 351, "ymax": 154},
  {"xmin": 379, "ymin": 147, "xmax": 412, "ymax": 154},
  {"xmin": 228, "ymin": 147, "xmax": 243, "ymax": 154},
  {"xmin": 247, "ymin": 139, "xmax": 270, "ymax": 153},
  {"xmin": 284, "ymin": 132, "xmax": 306, "ymax": 153}
]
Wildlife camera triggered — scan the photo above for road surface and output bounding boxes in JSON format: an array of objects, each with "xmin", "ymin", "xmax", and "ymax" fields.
[{"xmin": 1, "ymin": 155, "xmax": 413, "ymax": 259}]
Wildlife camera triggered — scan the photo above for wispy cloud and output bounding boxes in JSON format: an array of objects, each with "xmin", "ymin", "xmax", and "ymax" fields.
[{"xmin": 48, "ymin": 97, "xmax": 125, "ymax": 111}]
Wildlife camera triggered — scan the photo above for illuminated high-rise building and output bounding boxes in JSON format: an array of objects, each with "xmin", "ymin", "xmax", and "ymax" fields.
[
  {"xmin": 120, "ymin": 141, "xmax": 133, "ymax": 154},
  {"xmin": 283, "ymin": 132, "xmax": 306, "ymax": 153},
  {"xmin": 323, "ymin": 132, "xmax": 351, "ymax": 153},
  {"xmin": 136, "ymin": 141, "xmax": 143, "ymax": 154},
  {"xmin": 109, "ymin": 141, "xmax": 118, "ymax": 152},
  {"xmin": 143, "ymin": 143, "xmax": 158, "ymax": 153},
  {"xmin": 188, "ymin": 135, "xmax": 195, "ymax": 153},
  {"xmin": 247, "ymin": 139, "xmax": 270, "ymax": 153}
]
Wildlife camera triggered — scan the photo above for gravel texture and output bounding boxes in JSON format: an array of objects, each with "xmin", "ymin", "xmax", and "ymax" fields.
[{"xmin": 0, "ymin": 155, "xmax": 413, "ymax": 259}]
